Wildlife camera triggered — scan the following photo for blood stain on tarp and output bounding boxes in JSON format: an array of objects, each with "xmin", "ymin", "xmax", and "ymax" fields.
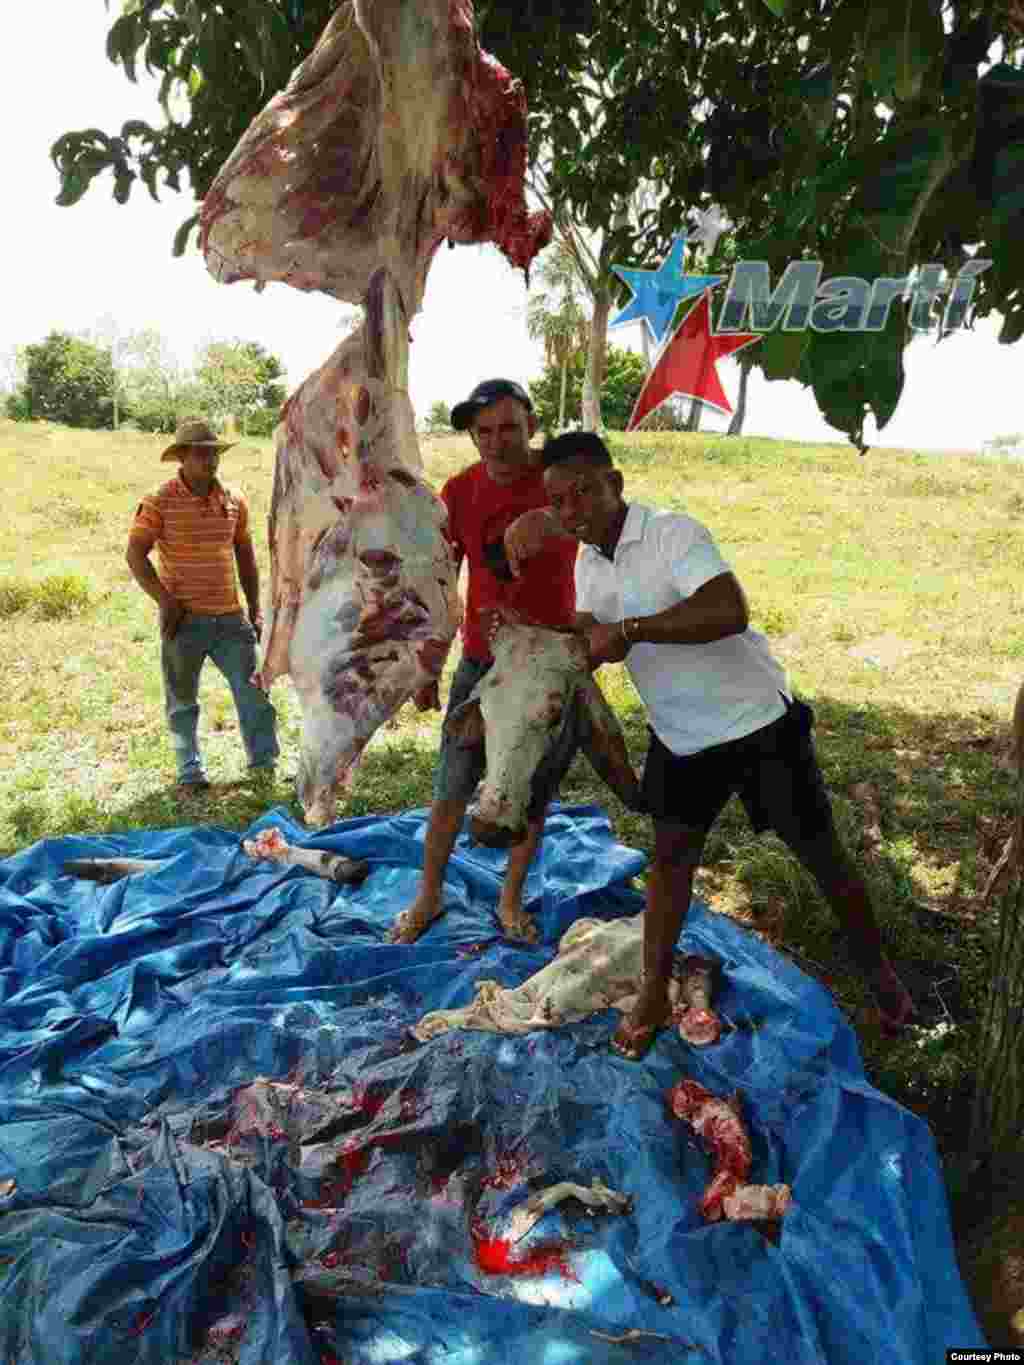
[
  {"xmin": 348, "ymin": 1083, "xmax": 385, "ymax": 1118},
  {"xmin": 208, "ymin": 1313, "xmax": 246, "ymax": 1344},
  {"xmin": 339, "ymin": 1139, "xmax": 371, "ymax": 1180},
  {"xmin": 482, "ymin": 1148, "xmax": 530, "ymax": 1191},
  {"xmin": 471, "ymin": 1221, "xmax": 578, "ymax": 1281},
  {"xmin": 303, "ymin": 1141, "xmax": 371, "ymax": 1210},
  {"xmin": 456, "ymin": 939, "xmax": 497, "ymax": 958}
]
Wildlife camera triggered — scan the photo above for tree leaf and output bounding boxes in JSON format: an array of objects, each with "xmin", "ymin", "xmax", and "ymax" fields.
[
  {"xmin": 761, "ymin": 0, "xmax": 788, "ymax": 15},
  {"xmin": 941, "ymin": 14, "xmax": 993, "ymax": 99},
  {"xmin": 237, "ymin": 33, "xmax": 267, "ymax": 89},
  {"xmin": 864, "ymin": 310, "xmax": 907, "ymax": 430},
  {"xmin": 106, "ymin": 12, "xmax": 140, "ymax": 84},
  {"xmin": 800, "ymin": 330, "xmax": 870, "ymax": 451},
  {"xmin": 172, "ymin": 212, "xmax": 200, "ymax": 258},
  {"xmin": 759, "ymin": 328, "xmax": 808, "ymax": 381},
  {"xmin": 853, "ymin": 117, "xmax": 954, "ymax": 262},
  {"xmin": 141, "ymin": 159, "xmax": 161, "ymax": 203},
  {"xmin": 121, "ymin": 119, "xmax": 155, "ymax": 144},
  {"xmin": 113, "ymin": 167, "xmax": 136, "ymax": 205},
  {"xmin": 864, "ymin": 0, "xmax": 945, "ymax": 104},
  {"xmin": 55, "ymin": 168, "xmax": 89, "ymax": 209},
  {"xmin": 798, "ymin": 62, "xmax": 834, "ymax": 138},
  {"xmin": 826, "ymin": 5, "xmax": 869, "ymax": 66},
  {"xmin": 977, "ymin": 65, "xmax": 1024, "ymax": 229},
  {"xmin": 998, "ymin": 306, "xmax": 1024, "ymax": 345}
]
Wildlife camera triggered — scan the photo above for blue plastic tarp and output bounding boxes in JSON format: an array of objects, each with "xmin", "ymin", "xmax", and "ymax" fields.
[{"xmin": 0, "ymin": 803, "xmax": 986, "ymax": 1363}]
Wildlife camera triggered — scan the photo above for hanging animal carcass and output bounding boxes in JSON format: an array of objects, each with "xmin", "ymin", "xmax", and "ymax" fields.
[{"xmin": 199, "ymin": 0, "xmax": 552, "ymax": 825}]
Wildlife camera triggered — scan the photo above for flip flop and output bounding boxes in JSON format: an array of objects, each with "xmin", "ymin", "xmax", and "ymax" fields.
[
  {"xmin": 497, "ymin": 905, "xmax": 540, "ymax": 944},
  {"xmin": 609, "ymin": 1014, "xmax": 667, "ymax": 1061},
  {"xmin": 388, "ymin": 905, "xmax": 445, "ymax": 944}
]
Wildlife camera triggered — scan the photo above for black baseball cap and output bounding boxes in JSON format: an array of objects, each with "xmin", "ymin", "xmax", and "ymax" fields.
[{"xmin": 450, "ymin": 379, "xmax": 533, "ymax": 431}]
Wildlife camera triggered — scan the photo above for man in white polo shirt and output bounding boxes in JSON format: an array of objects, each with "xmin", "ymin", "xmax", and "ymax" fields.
[{"xmin": 504, "ymin": 431, "xmax": 914, "ymax": 1058}]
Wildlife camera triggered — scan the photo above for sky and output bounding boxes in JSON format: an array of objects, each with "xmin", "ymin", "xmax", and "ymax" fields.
[{"xmin": 2, "ymin": 3, "xmax": 1021, "ymax": 453}]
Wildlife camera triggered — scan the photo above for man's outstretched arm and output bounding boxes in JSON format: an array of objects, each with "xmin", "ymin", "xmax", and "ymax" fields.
[
  {"xmin": 623, "ymin": 572, "xmax": 749, "ymax": 645},
  {"xmin": 583, "ymin": 574, "xmax": 749, "ymax": 669}
]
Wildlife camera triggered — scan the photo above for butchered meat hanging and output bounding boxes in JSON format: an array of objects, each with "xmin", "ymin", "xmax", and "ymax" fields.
[{"xmin": 199, "ymin": 0, "xmax": 552, "ymax": 825}]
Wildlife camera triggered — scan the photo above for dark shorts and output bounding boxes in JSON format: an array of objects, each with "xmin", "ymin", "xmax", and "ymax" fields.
[
  {"xmin": 641, "ymin": 696, "xmax": 835, "ymax": 844},
  {"xmin": 433, "ymin": 655, "xmax": 491, "ymax": 803}
]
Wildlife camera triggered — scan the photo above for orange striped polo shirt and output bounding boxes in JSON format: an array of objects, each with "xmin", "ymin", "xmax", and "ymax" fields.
[{"xmin": 129, "ymin": 476, "xmax": 252, "ymax": 614}]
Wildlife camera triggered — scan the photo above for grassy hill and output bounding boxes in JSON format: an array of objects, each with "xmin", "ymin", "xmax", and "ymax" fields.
[{"xmin": 2, "ymin": 415, "xmax": 1022, "ymax": 1215}]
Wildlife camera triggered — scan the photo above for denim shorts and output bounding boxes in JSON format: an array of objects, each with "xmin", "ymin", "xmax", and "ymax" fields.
[
  {"xmin": 433, "ymin": 655, "xmax": 492, "ymax": 803},
  {"xmin": 641, "ymin": 695, "xmax": 834, "ymax": 842}
]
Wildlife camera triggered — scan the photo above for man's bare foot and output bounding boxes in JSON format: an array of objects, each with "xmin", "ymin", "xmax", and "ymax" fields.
[
  {"xmin": 610, "ymin": 989, "xmax": 671, "ymax": 1061},
  {"xmin": 497, "ymin": 902, "xmax": 539, "ymax": 944},
  {"xmin": 389, "ymin": 895, "xmax": 444, "ymax": 944}
]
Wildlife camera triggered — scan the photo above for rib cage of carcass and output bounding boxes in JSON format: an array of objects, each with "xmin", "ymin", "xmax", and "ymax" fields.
[{"xmin": 199, "ymin": 0, "xmax": 552, "ymax": 826}]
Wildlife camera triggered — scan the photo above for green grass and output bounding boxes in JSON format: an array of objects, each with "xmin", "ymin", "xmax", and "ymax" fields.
[
  {"xmin": 0, "ymin": 571, "xmax": 93, "ymax": 620},
  {"xmin": 2, "ymin": 416, "xmax": 1022, "ymax": 1234}
]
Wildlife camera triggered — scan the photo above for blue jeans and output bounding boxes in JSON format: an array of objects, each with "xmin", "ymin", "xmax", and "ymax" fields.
[{"xmin": 160, "ymin": 611, "xmax": 279, "ymax": 782}]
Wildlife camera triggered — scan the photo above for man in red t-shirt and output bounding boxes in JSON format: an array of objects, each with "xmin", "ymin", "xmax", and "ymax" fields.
[{"xmin": 389, "ymin": 379, "xmax": 578, "ymax": 945}]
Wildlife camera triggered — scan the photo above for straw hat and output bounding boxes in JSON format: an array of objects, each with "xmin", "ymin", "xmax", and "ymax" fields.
[{"xmin": 160, "ymin": 417, "xmax": 236, "ymax": 462}]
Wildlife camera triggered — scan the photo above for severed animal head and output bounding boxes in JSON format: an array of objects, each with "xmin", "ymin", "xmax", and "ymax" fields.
[{"xmin": 445, "ymin": 621, "xmax": 645, "ymax": 847}]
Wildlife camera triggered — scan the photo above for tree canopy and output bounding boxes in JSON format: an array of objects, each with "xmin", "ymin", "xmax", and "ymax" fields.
[
  {"xmin": 195, "ymin": 338, "xmax": 286, "ymax": 431},
  {"xmin": 529, "ymin": 343, "xmax": 647, "ymax": 433},
  {"xmin": 21, "ymin": 332, "xmax": 117, "ymax": 428},
  {"xmin": 52, "ymin": 0, "xmax": 1024, "ymax": 449}
]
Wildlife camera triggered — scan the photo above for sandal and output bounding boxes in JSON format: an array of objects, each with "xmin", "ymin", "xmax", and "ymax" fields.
[
  {"xmin": 497, "ymin": 905, "xmax": 539, "ymax": 944},
  {"xmin": 610, "ymin": 1013, "xmax": 667, "ymax": 1061},
  {"xmin": 388, "ymin": 903, "xmax": 444, "ymax": 944}
]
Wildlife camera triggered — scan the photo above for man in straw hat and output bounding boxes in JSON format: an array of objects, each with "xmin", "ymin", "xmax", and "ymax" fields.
[{"xmin": 125, "ymin": 417, "xmax": 279, "ymax": 793}]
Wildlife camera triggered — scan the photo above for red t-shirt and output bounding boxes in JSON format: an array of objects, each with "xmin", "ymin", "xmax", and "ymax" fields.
[{"xmin": 441, "ymin": 460, "xmax": 577, "ymax": 662}]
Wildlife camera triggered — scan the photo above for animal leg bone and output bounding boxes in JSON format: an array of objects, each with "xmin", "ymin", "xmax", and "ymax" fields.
[
  {"xmin": 505, "ymin": 1176, "xmax": 633, "ymax": 1243},
  {"xmin": 242, "ymin": 827, "xmax": 370, "ymax": 884}
]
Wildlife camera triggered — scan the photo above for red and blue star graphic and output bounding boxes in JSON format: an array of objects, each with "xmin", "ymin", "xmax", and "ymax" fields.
[
  {"xmin": 610, "ymin": 234, "xmax": 725, "ymax": 349},
  {"xmin": 610, "ymin": 231, "xmax": 760, "ymax": 430}
]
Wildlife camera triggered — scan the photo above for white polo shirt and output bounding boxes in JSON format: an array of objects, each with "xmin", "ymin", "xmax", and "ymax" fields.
[{"xmin": 576, "ymin": 503, "xmax": 789, "ymax": 755}]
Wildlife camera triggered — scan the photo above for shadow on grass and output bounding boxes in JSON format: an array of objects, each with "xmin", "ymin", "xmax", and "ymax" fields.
[{"xmin": 1, "ymin": 738, "xmax": 441, "ymax": 861}]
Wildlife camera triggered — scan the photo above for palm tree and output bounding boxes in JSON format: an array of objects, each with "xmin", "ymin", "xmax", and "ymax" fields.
[{"xmin": 526, "ymin": 238, "xmax": 590, "ymax": 430}]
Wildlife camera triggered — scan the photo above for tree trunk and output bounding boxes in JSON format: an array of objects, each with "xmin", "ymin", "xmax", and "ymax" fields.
[
  {"xmin": 969, "ymin": 679, "xmax": 1024, "ymax": 1185},
  {"xmin": 113, "ymin": 386, "xmax": 119, "ymax": 432},
  {"xmin": 684, "ymin": 400, "xmax": 702, "ymax": 432},
  {"xmin": 558, "ymin": 356, "xmax": 568, "ymax": 429},
  {"xmin": 640, "ymin": 324, "xmax": 653, "ymax": 373},
  {"xmin": 581, "ymin": 276, "xmax": 611, "ymax": 433},
  {"xmin": 728, "ymin": 352, "xmax": 753, "ymax": 436}
]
